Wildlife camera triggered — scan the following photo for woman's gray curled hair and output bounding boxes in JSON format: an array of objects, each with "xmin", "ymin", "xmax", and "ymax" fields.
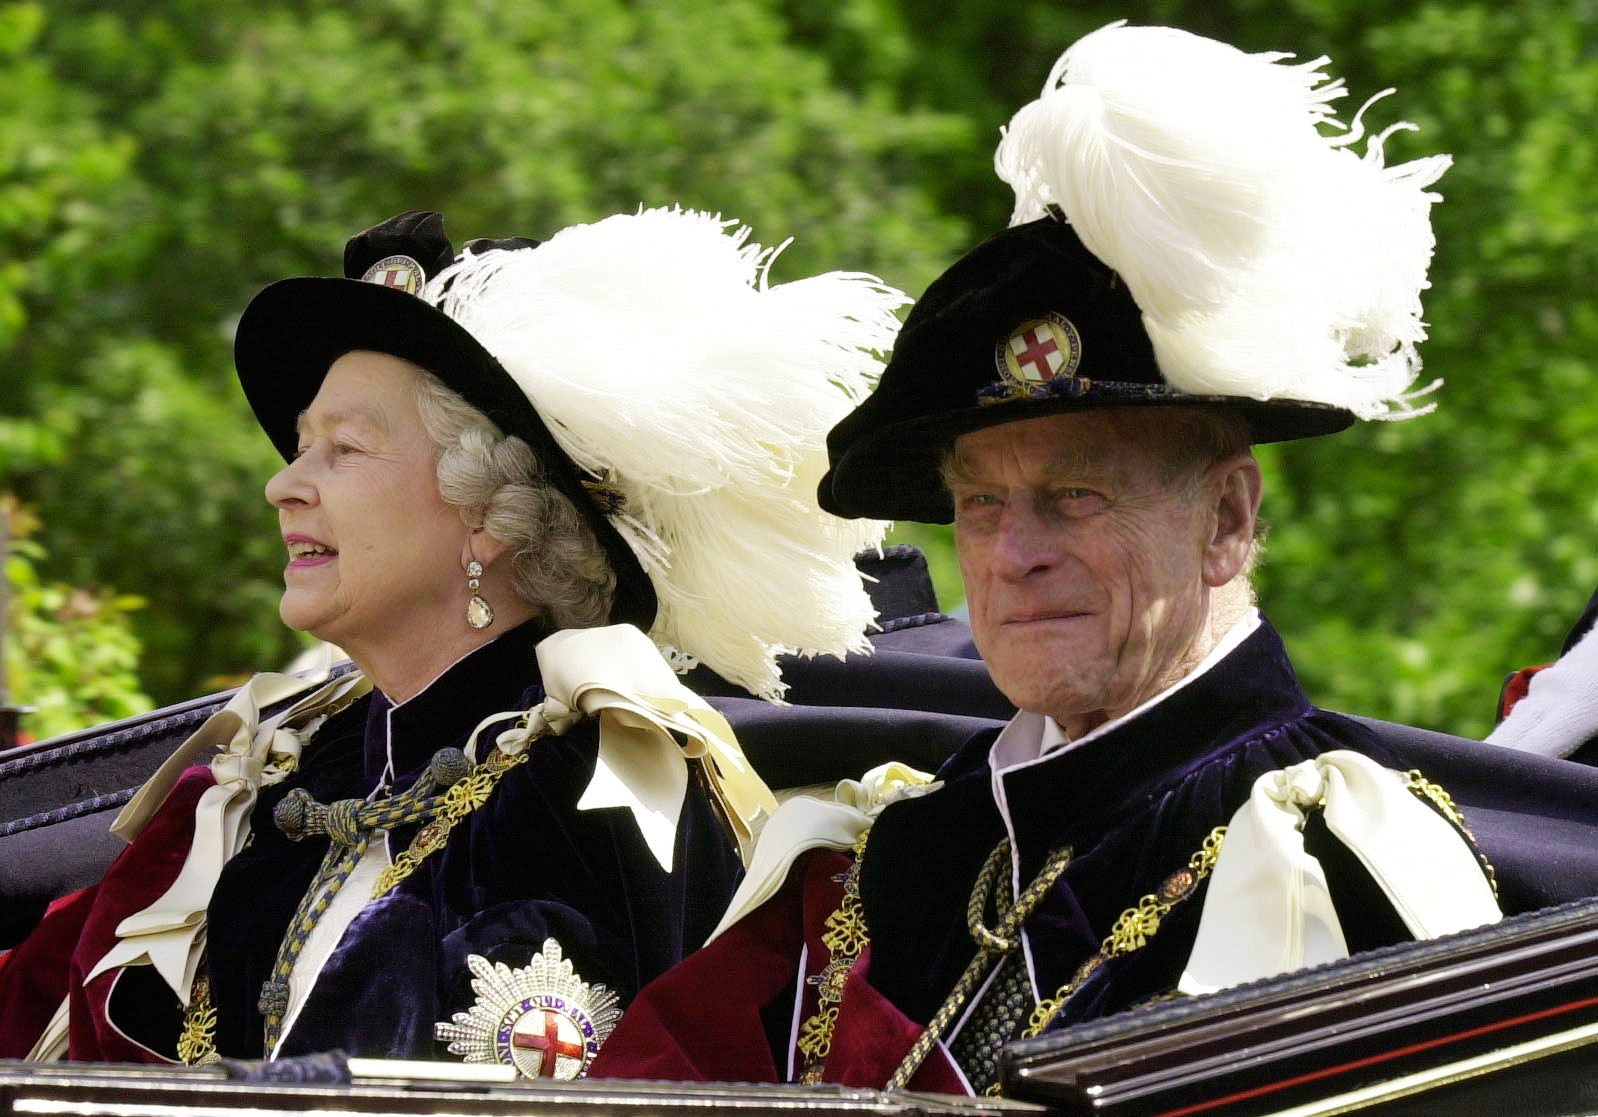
[{"xmin": 412, "ymin": 370, "xmax": 617, "ymax": 631}]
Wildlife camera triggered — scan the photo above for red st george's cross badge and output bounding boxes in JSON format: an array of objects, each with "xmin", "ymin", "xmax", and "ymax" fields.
[
  {"xmin": 434, "ymin": 939, "xmax": 621, "ymax": 1080},
  {"xmin": 993, "ymin": 312, "xmax": 1084, "ymax": 393},
  {"xmin": 360, "ymin": 253, "xmax": 427, "ymax": 295}
]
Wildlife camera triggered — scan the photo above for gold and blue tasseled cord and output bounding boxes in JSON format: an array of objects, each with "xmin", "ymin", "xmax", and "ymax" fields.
[{"xmin": 256, "ymin": 747, "xmax": 474, "ymax": 1052}]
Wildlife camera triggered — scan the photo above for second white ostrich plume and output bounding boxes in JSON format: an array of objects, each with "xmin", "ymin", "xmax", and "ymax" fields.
[{"xmin": 995, "ymin": 22, "xmax": 1451, "ymax": 419}]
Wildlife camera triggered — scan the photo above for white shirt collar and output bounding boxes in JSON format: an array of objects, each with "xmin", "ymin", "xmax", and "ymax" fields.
[{"xmin": 990, "ymin": 607, "xmax": 1262, "ymax": 775}]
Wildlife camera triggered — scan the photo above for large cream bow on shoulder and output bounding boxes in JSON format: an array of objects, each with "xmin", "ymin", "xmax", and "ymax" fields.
[
  {"xmin": 480, "ymin": 624, "xmax": 778, "ymax": 872},
  {"xmin": 86, "ymin": 670, "xmax": 371, "ymax": 1001},
  {"xmin": 1178, "ymin": 749, "xmax": 1501, "ymax": 996}
]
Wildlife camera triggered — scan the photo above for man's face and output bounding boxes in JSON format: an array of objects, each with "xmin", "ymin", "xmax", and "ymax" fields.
[{"xmin": 948, "ymin": 410, "xmax": 1219, "ymax": 737}]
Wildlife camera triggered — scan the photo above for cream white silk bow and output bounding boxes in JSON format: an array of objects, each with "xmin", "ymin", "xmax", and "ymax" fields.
[
  {"xmin": 469, "ymin": 624, "xmax": 778, "ymax": 872},
  {"xmin": 705, "ymin": 761, "xmax": 934, "ymax": 944},
  {"xmin": 86, "ymin": 670, "xmax": 371, "ymax": 1001},
  {"xmin": 1178, "ymin": 749, "xmax": 1501, "ymax": 996}
]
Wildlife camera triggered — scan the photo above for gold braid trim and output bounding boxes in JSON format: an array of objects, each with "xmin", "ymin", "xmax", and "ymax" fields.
[
  {"xmin": 1404, "ymin": 768, "xmax": 1499, "ymax": 899},
  {"xmin": 177, "ymin": 973, "xmax": 220, "ymax": 1066},
  {"xmin": 1023, "ymin": 826, "xmax": 1226, "ymax": 1038},
  {"xmin": 795, "ymin": 830, "xmax": 871, "ymax": 1083},
  {"xmin": 371, "ymin": 748, "xmax": 528, "ymax": 899}
]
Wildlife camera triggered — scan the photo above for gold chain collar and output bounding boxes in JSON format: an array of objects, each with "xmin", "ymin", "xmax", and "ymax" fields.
[
  {"xmin": 1022, "ymin": 826, "xmax": 1226, "ymax": 1039},
  {"xmin": 794, "ymin": 823, "xmax": 1231, "ymax": 1091}
]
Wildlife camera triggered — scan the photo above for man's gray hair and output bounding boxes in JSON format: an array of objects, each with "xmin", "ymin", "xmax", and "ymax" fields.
[
  {"xmin": 1157, "ymin": 408, "xmax": 1265, "ymax": 591},
  {"xmin": 1151, "ymin": 407, "xmax": 1253, "ymax": 491},
  {"xmin": 412, "ymin": 370, "xmax": 617, "ymax": 630}
]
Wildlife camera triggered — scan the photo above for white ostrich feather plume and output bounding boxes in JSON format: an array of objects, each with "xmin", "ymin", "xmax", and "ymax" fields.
[
  {"xmin": 428, "ymin": 207, "xmax": 905, "ymax": 699},
  {"xmin": 995, "ymin": 22, "xmax": 1450, "ymax": 419}
]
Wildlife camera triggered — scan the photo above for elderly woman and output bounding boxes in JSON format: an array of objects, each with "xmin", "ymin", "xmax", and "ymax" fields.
[{"xmin": 0, "ymin": 208, "xmax": 907, "ymax": 1075}]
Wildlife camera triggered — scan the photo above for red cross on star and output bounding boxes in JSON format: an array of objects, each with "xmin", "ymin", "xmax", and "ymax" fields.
[{"xmin": 512, "ymin": 1010, "xmax": 585, "ymax": 1077}]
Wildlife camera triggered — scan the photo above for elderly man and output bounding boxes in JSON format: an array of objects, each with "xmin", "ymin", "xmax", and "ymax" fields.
[{"xmin": 591, "ymin": 24, "xmax": 1598, "ymax": 1094}]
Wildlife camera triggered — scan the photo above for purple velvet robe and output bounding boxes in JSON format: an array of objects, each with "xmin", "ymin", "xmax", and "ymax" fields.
[{"xmin": 87, "ymin": 619, "xmax": 735, "ymax": 1061}]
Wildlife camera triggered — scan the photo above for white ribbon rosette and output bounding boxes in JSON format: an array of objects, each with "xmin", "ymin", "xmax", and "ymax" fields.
[
  {"xmin": 1179, "ymin": 749, "xmax": 1500, "ymax": 996},
  {"xmin": 705, "ymin": 761, "xmax": 935, "ymax": 944}
]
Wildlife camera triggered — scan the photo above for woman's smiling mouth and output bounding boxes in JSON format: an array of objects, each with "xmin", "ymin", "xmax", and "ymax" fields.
[{"xmin": 284, "ymin": 534, "xmax": 338, "ymax": 568}]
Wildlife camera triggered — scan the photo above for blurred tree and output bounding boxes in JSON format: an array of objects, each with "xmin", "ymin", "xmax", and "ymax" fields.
[
  {"xmin": 1254, "ymin": 0, "xmax": 1598, "ymax": 735},
  {"xmin": 5, "ymin": 0, "xmax": 972, "ymax": 707},
  {"xmin": 2, "ymin": 499, "xmax": 150, "ymax": 741},
  {"xmin": 5, "ymin": 0, "xmax": 1595, "ymax": 739}
]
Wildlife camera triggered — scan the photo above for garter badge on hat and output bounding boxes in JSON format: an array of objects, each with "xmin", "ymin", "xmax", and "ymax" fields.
[
  {"xmin": 435, "ymin": 939, "xmax": 621, "ymax": 1080},
  {"xmin": 985, "ymin": 312, "xmax": 1085, "ymax": 402},
  {"xmin": 360, "ymin": 254, "xmax": 426, "ymax": 295}
]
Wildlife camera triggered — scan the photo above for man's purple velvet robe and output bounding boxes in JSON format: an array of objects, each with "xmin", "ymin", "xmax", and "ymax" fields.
[{"xmin": 593, "ymin": 619, "xmax": 1598, "ymax": 1090}]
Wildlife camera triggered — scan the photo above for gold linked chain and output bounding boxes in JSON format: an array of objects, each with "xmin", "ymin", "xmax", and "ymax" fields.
[
  {"xmin": 176, "ymin": 973, "xmax": 220, "ymax": 1066},
  {"xmin": 1023, "ymin": 825, "xmax": 1227, "ymax": 1037},
  {"xmin": 798, "ymin": 823, "xmax": 1232, "ymax": 1086},
  {"xmin": 796, "ymin": 830, "xmax": 872, "ymax": 1082}
]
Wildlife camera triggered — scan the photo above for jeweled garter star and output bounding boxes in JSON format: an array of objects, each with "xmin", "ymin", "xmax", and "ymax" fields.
[{"xmin": 434, "ymin": 938, "xmax": 621, "ymax": 1080}]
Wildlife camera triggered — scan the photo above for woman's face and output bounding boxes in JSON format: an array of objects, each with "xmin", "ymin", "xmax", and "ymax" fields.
[{"xmin": 265, "ymin": 350, "xmax": 466, "ymax": 652}]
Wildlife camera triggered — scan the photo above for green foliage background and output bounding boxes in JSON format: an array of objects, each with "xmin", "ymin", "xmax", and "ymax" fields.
[
  {"xmin": 2, "ymin": 0, "xmax": 1594, "ymax": 739},
  {"xmin": 3, "ymin": 508, "xmax": 150, "ymax": 740}
]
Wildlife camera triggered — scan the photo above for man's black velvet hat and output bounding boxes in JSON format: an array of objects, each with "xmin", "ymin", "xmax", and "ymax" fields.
[
  {"xmin": 818, "ymin": 218, "xmax": 1355, "ymax": 524},
  {"xmin": 235, "ymin": 210, "xmax": 657, "ymax": 631}
]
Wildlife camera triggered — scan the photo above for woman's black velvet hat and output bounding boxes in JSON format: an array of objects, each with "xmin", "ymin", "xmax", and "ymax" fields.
[
  {"xmin": 234, "ymin": 210, "xmax": 657, "ymax": 631},
  {"xmin": 818, "ymin": 218, "xmax": 1355, "ymax": 524}
]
